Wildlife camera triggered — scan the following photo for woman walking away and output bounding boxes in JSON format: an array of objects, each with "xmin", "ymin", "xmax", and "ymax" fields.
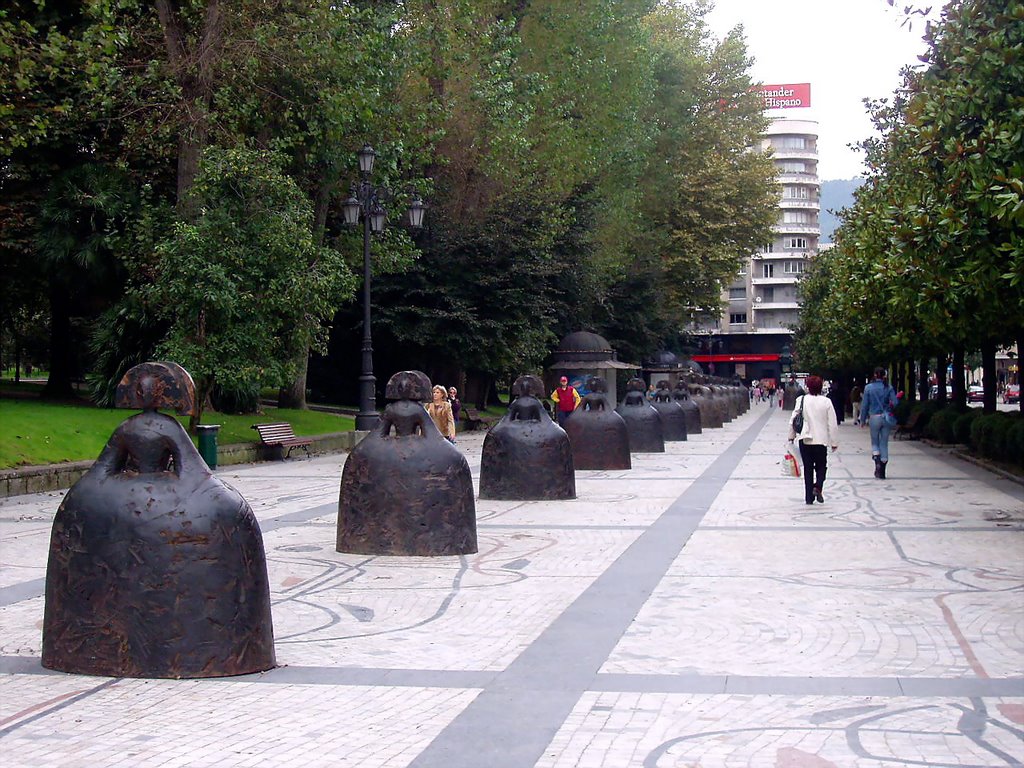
[
  {"xmin": 788, "ymin": 375, "xmax": 840, "ymax": 504},
  {"xmin": 860, "ymin": 367, "xmax": 898, "ymax": 478},
  {"xmin": 426, "ymin": 385, "xmax": 457, "ymax": 444}
]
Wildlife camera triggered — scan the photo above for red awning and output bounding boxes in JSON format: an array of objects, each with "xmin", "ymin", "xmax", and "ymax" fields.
[{"xmin": 691, "ymin": 354, "xmax": 780, "ymax": 363}]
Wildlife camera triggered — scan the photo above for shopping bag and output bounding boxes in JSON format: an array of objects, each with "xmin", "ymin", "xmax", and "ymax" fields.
[{"xmin": 781, "ymin": 444, "xmax": 801, "ymax": 477}]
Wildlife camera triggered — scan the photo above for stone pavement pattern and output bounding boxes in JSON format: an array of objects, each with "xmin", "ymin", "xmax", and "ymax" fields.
[{"xmin": 1, "ymin": 403, "xmax": 1022, "ymax": 767}]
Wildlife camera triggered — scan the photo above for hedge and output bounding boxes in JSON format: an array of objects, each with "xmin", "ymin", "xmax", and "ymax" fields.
[
  {"xmin": 925, "ymin": 406, "xmax": 964, "ymax": 444},
  {"xmin": 953, "ymin": 409, "xmax": 982, "ymax": 445}
]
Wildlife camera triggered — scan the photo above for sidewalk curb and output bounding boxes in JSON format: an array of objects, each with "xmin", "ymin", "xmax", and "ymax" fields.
[
  {"xmin": 0, "ymin": 431, "xmax": 365, "ymax": 499},
  {"xmin": 918, "ymin": 438, "xmax": 1024, "ymax": 487}
]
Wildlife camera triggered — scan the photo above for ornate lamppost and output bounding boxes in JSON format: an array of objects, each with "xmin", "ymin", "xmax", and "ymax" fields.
[{"xmin": 342, "ymin": 144, "xmax": 426, "ymax": 430}]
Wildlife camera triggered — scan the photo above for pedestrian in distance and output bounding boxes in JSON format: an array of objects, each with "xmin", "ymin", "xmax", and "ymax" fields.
[
  {"xmin": 859, "ymin": 367, "xmax": 899, "ymax": 478},
  {"xmin": 850, "ymin": 380, "xmax": 863, "ymax": 426},
  {"xmin": 426, "ymin": 384, "xmax": 457, "ymax": 444},
  {"xmin": 448, "ymin": 386, "xmax": 462, "ymax": 425},
  {"xmin": 788, "ymin": 375, "xmax": 839, "ymax": 504},
  {"xmin": 550, "ymin": 375, "xmax": 581, "ymax": 428},
  {"xmin": 828, "ymin": 378, "xmax": 846, "ymax": 425}
]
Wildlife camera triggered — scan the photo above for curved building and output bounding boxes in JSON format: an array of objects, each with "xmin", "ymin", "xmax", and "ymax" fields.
[{"xmin": 694, "ymin": 118, "xmax": 820, "ymax": 382}]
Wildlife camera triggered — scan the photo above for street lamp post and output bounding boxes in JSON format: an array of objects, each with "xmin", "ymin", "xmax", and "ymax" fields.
[{"xmin": 342, "ymin": 144, "xmax": 426, "ymax": 431}]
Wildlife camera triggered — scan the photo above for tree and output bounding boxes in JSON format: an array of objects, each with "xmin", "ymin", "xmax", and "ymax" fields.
[
  {"xmin": 35, "ymin": 163, "xmax": 138, "ymax": 398},
  {"xmin": 137, "ymin": 147, "xmax": 355, "ymax": 427},
  {"xmin": 796, "ymin": 1, "xmax": 1024, "ymax": 413}
]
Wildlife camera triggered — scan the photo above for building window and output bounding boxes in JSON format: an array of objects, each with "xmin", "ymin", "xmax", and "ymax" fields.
[
  {"xmin": 787, "ymin": 237, "xmax": 807, "ymax": 249},
  {"xmin": 781, "ymin": 161, "xmax": 805, "ymax": 173},
  {"xmin": 762, "ymin": 263, "xmax": 774, "ymax": 278},
  {"xmin": 783, "ymin": 186, "xmax": 809, "ymax": 199},
  {"xmin": 783, "ymin": 211, "xmax": 811, "ymax": 224},
  {"xmin": 778, "ymin": 136, "xmax": 806, "ymax": 149},
  {"xmin": 761, "ymin": 242, "xmax": 774, "ymax": 254},
  {"xmin": 784, "ymin": 260, "xmax": 805, "ymax": 274},
  {"xmin": 729, "ymin": 313, "xmax": 747, "ymax": 325},
  {"xmin": 728, "ymin": 287, "xmax": 746, "ymax": 299},
  {"xmin": 761, "ymin": 287, "xmax": 775, "ymax": 302}
]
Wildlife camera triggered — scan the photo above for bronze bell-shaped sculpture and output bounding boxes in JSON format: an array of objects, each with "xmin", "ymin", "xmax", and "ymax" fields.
[
  {"xmin": 651, "ymin": 380, "xmax": 688, "ymax": 441},
  {"xmin": 783, "ymin": 381, "xmax": 801, "ymax": 410},
  {"xmin": 564, "ymin": 376, "xmax": 631, "ymax": 470},
  {"xmin": 616, "ymin": 377, "xmax": 665, "ymax": 453},
  {"xmin": 480, "ymin": 375, "xmax": 575, "ymax": 500},
  {"xmin": 691, "ymin": 377, "xmax": 724, "ymax": 429},
  {"xmin": 338, "ymin": 370, "xmax": 477, "ymax": 556},
  {"xmin": 710, "ymin": 383, "xmax": 736, "ymax": 422},
  {"xmin": 42, "ymin": 362, "xmax": 276, "ymax": 679},
  {"xmin": 672, "ymin": 380, "xmax": 702, "ymax": 434}
]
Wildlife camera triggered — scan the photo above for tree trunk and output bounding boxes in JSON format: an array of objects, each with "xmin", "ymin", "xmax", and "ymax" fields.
[
  {"xmin": 936, "ymin": 352, "xmax": 948, "ymax": 406},
  {"xmin": 980, "ymin": 339, "xmax": 997, "ymax": 414},
  {"xmin": 917, "ymin": 359, "xmax": 928, "ymax": 402},
  {"xmin": 277, "ymin": 347, "xmax": 309, "ymax": 410},
  {"xmin": 156, "ymin": 0, "xmax": 222, "ymax": 218},
  {"xmin": 278, "ymin": 178, "xmax": 333, "ymax": 411},
  {"xmin": 42, "ymin": 279, "xmax": 76, "ymax": 399},
  {"xmin": 14, "ymin": 334, "xmax": 22, "ymax": 384},
  {"xmin": 951, "ymin": 347, "xmax": 966, "ymax": 409},
  {"xmin": 188, "ymin": 378, "xmax": 212, "ymax": 433},
  {"xmin": 906, "ymin": 359, "xmax": 917, "ymax": 403},
  {"xmin": 1018, "ymin": 330, "xmax": 1023, "ymax": 414}
]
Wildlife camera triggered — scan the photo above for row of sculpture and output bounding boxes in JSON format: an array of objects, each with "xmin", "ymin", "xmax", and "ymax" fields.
[{"xmin": 40, "ymin": 362, "xmax": 748, "ymax": 681}]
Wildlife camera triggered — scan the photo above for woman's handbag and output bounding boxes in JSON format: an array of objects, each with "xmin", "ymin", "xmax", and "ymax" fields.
[
  {"xmin": 883, "ymin": 386, "xmax": 898, "ymax": 427},
  {"xmin": 792, "ymin": 395, "xmax": 805, "ymax": 434},
  {"xmin": 781, "ymin": 443, "xmax": 801, "ymax": 477}
]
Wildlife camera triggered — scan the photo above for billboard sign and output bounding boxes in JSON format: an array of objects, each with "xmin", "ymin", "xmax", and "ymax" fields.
[{"xmin": 759, "ymin": 83, "xmax": 811, "ymax": 109}]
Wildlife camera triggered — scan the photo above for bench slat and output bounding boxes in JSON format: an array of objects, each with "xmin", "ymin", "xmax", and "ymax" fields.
[{"xmin": 251, "ymin": 422, "xmax": 312, "ymax": 458}]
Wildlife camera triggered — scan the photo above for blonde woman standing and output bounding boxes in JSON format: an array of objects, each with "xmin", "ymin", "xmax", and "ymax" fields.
[{"xmin": 426, "ymin": 385, "xmax": 457, "ymax": 443}]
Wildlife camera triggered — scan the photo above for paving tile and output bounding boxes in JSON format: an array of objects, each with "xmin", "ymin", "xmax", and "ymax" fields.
[{"xmin": 1, "ymin": 402, "xmax": 1021, "ymax": 767}]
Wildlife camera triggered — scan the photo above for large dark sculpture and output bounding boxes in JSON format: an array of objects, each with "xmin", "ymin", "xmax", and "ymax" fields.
[
  {"xmin": 783, "ymin": 381, "xmax": 801, "ymax": 410},
  {"xmin": 42, "ymin": 361, "xmax": 276, "ymax": 679},
  {"xmin": 564, "ymin": 376, "xmax": 631, "ymax": 470},
  {"xmin": 616, "ymin": 378, "xmax": 665, "ymax": 452},
  {"xmin": 480, "ymin": 375, "xmax": 575, "ymax": 500},
  {"xmin": 672, "ymin": 381, "xmax": 703, "ymax": 434},
  {"xmin": 713, "ymin": 383, "xmax": 738, "ymax": 421},
  {"xmin": 690, "ymin": 377, "xmax": 724, "ymax": 429},
  {"xmin": 338, "ymin": 370, "xmax": 477, "ymax": 556},
  {"xmin": 651, "ymin": 381, "xmax": 688, "ymax": 441}
]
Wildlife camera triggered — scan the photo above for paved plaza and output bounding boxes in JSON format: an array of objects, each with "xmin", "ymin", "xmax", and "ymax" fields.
[{"xmin": 1, "ymin": 402, "xmax": 1022, "ymax": 767}]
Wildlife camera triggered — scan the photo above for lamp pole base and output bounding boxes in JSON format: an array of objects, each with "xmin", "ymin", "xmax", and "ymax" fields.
[{"xmin": 355, "ymin": 412, "xmax": 380, "ymax": 432}]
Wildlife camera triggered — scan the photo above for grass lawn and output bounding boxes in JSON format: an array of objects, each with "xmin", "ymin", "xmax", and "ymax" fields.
[{"xmin": 0, "ymin": 398, "xmax": 354, "ymax": 469}]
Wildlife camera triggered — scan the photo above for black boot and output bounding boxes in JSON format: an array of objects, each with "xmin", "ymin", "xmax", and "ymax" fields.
[
  {"xmin": 879, "ymin": 460, "xmax": 887, "ymax": 479},
  {"xmin": 873, "ymin": 455, "xmax": 882, "ymax": 478}
]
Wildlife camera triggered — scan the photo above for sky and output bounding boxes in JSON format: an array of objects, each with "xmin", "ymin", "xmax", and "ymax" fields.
[{"xmin": 705, "ymin": 0, "xmax": 938, "ymax": 180}]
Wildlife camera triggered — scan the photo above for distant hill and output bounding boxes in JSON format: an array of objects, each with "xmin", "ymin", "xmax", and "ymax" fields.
[{"xmin": 819, "ymin": 178, "xmax": 863, "ymax": 244}]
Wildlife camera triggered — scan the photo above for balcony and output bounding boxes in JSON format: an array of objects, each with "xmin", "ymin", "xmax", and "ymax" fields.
[
  {"xmin": 751, "ymin": 275, "xmax": 799, "ymax": 286},
  {"xmin": 771, "ymin": 147, "xmax": 817, "ymax": 160},
  {"xmin": 773, "ymin": 224, "xmax": 820, "ymax": 235},
  {"xmin": 752, "ymin": 324, "xmax": 797, "ymax": 334},
  {"xmin": 753, "ymin": 301, "xmax": 800, "ymax": 311},
  {"xmin": 777, "ymin": 172, "xmax": 819, "ymax": 185},
  {"xmin": 778, "ymin": 199, "xmax": 820, "ymax": 210}
]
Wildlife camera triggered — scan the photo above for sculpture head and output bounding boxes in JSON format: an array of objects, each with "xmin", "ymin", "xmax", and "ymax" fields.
[{"xmin": 385, "ymin": 371, "xmax": 432, "ymax": 402}]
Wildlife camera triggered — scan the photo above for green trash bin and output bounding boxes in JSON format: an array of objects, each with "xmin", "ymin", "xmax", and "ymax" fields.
[{"xmin": 196, "ymin": 424, "xmax": 221, "ymax": 469}]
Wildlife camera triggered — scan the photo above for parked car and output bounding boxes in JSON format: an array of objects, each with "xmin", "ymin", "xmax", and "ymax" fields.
[
  {"xmin": 1004, "ymin": 384, "xmax": 1020, "ymax": 404},
  {"xmin": 967, "ymin": 384, "xmax": 985, "ymax": 403},
  {"xmin": 929, "ymin": 384, "xmax": 953, "ymax": 398}
]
